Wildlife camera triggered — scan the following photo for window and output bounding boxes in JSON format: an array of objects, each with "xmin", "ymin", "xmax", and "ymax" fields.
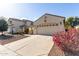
[
  {"xmin": 44, "ymin": 20, "xmax": 47, "ymax": 22},
  {"xmin": 10, "ymin": 21, "xmax": 12, "ymax": 24},
  {"xmin": 56, "ymin": 23, "xmax": 58, "ymax": 26},
  {"xmin": 52, "ymin": 24, "xmax": 55, "ymax": 26},
  {"xmin": 60, "ymin": 22, "xmax": 62, "ymax": 25},
  {"xmin": 44, "ymin": 16, "xmax": 47, "ymax": 22},
  {"xmin": 31, "ymin": 22, "xmax": 33, "ymax": 25}
]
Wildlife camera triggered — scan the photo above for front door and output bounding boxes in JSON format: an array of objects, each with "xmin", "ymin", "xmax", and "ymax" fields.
[{"xmin": 25, "ymin": 29, "xmax": 29, "ymax": 34}]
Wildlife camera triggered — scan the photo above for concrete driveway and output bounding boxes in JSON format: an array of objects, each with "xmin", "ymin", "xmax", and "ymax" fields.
[{"xmin": 0, "ymin": 35, "xmax": 53, "ymax": 56}]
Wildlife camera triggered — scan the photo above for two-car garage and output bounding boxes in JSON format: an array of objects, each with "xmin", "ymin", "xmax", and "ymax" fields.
[{"xmin": 33, "ymin": 13, "xmax": 65, "ymax": 35}]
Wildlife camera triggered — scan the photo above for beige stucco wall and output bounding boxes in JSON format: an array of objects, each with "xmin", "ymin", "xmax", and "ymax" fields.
[
  {"xmin": 8, "ymin": 19, "xmax": 24, "ymax": 33},
  {"xmin": 26, "ymin": 21, "xmax": 32, "ymax": 27},
  {"xmin": 8, "ymin": 19, "xmax": 32, "ymax": 33},
  {"xmin": 34, "ymin": 14, "xmax": 64, "ymax": 25},
  {"xmin": 33, "ymin": 14, "xmax": 65, "ymax": 35}
]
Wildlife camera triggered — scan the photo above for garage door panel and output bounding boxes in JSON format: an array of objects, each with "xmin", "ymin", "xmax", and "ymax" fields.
[{"xmin": 36, "ymin": 26, "xmax": 64, "ymax": 35}]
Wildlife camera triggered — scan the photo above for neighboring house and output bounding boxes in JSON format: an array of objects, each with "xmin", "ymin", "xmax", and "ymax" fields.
[
  {"xmin": 33, "ymin": 13, "xmax": 65, "ymax": 35},
  {"xmin": 7, "ymin": 18, "xmax": 33, "ymax": 34}
]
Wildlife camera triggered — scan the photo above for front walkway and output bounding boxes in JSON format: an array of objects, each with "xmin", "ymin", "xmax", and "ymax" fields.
[{"xmin": 0, "ymin": 35, "xmax": 53, "ymax": 56}]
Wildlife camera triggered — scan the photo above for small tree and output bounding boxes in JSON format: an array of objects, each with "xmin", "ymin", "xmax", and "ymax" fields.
[
  {"xmin": 67, "ymin": 17, "xmax": 74, "ymax": 25},
  {"xmin": 0, "ymin": 19, "xmax": 8, "ymax": 35},
  {"xmin": 64, "ymin": 17, "xmax": 74, "ymax": 30}
]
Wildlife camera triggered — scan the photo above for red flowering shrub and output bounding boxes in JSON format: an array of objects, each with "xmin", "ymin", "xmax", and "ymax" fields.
[{"xmin": 53, "ymin": 28, "xmax": 79, "ymax": 55}]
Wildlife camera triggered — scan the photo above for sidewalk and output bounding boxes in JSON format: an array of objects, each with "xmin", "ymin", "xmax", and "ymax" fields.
[{"xmin": 0, "ymin": 45, "xmax": 18, "ymax": 56}]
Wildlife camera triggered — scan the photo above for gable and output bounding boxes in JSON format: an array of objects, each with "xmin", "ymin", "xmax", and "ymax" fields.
[{"xmin": 34, "ymin": 13, "xmax": 65, "ymax": 25}]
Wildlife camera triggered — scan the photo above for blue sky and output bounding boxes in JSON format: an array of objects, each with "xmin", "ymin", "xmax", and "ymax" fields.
[{"xmin": 0, "ymin": 3, "xmax": 79, "ymax": 21}]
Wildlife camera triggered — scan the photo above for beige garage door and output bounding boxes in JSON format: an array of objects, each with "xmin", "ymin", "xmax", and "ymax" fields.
[
  {"xmin": 36, "ymin": 26, "xmax": 53, "ymax": 35},
  {"xmin": 35, "ymin": 26, "xmax": 64, "ymax": 35}
]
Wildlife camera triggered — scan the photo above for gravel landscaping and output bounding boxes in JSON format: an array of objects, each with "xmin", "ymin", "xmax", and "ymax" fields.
[
  {"xmin": 48, "ymin": 44, "xmax": 65, "ymax": 56},
  {"xmin": 0, "ymin": 34, "xmax": 29, "ymax": 45}
]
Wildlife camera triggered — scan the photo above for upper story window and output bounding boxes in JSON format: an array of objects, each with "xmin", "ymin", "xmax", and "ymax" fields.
[
  {"xmin": 60, "ymin": 22, "xmax": 62, "ymax": 25},
  {"xmin": 44, "ymin": 19, "xmax": 47, "ymax": 23},
  {"xmin": 44, "ymin": 16, "xmax": 47, "ymax": 23}
]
